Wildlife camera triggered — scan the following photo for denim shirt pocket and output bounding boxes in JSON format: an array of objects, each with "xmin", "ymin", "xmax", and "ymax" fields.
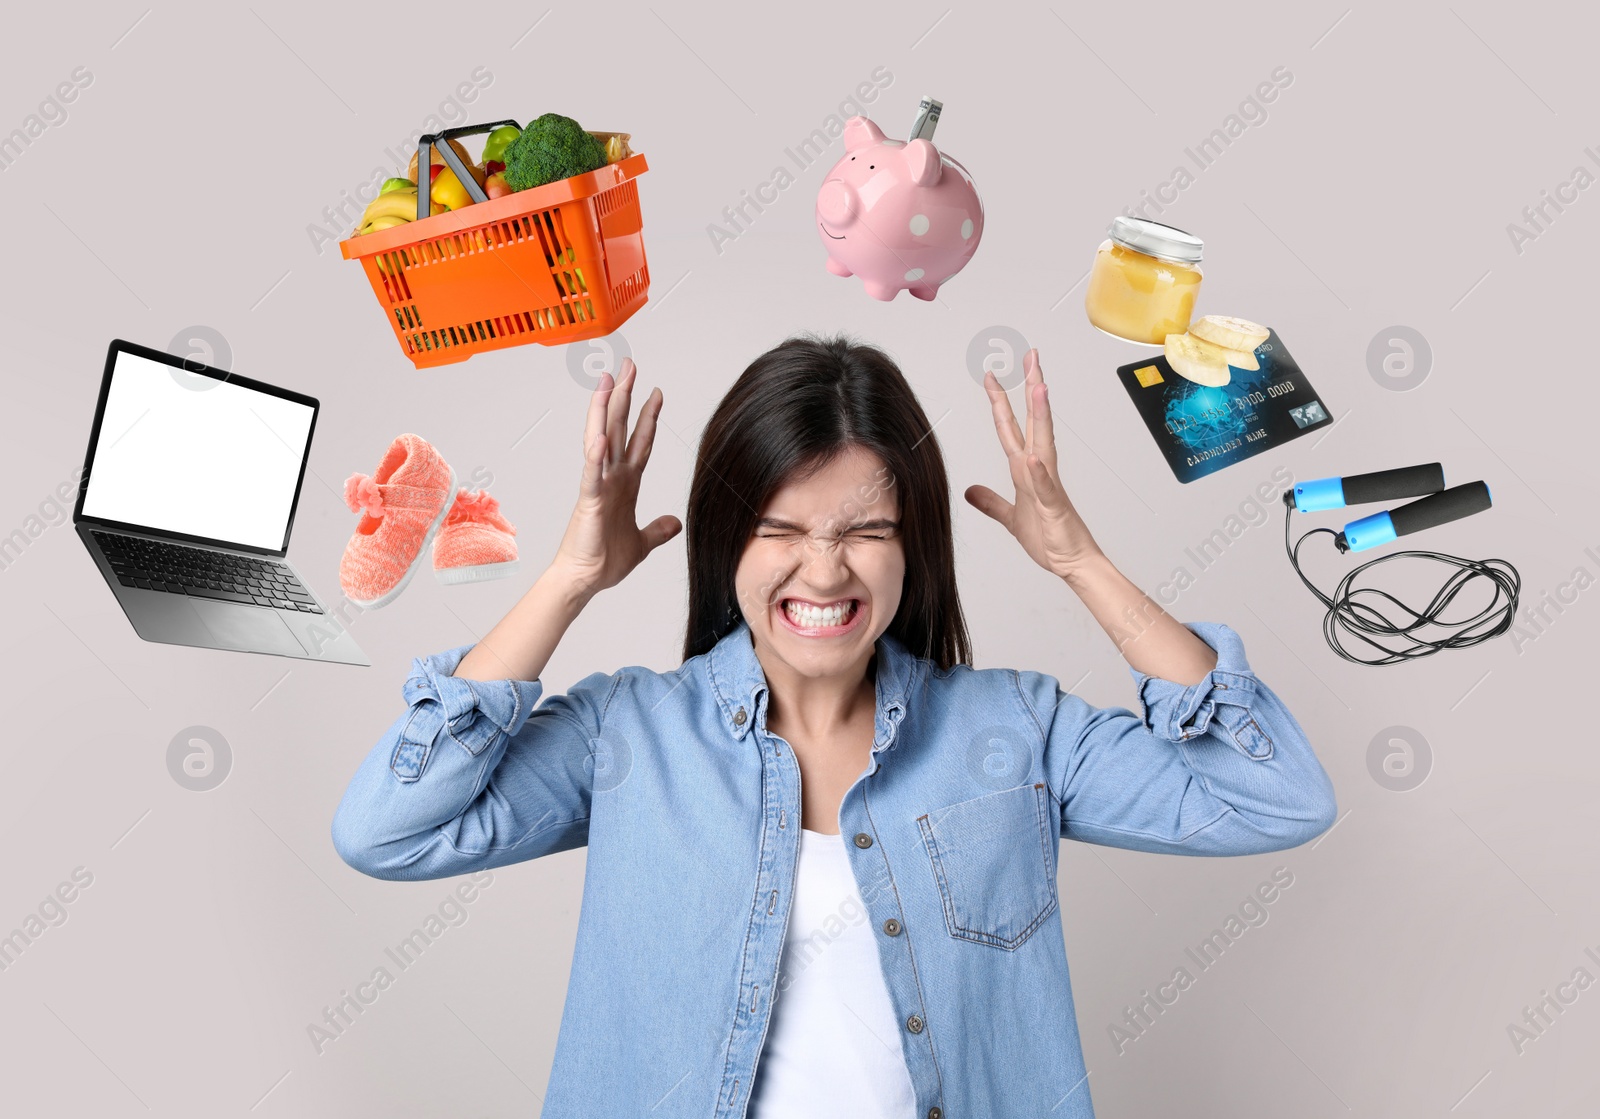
[{"xmin": 917, "ymin": 782, "xmax": 1059, "ymax": 951}]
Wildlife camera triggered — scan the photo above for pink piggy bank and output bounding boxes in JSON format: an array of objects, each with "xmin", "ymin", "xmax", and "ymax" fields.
[{"xmin": 816, "ymin": 116, "xmax": 984, "ymax": 301}]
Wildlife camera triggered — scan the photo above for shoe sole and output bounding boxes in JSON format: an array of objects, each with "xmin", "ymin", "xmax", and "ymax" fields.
[
  {"xmin": 435, "ymin": 558, "xmax": 520, "ymax": 585},
  {"xmin": 344, "ymin": 464, "xmax": 457, "ymax": 609}
]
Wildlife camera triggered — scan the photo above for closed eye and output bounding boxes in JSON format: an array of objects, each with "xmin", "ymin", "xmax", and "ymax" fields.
[
  {"xmin": 754, "ymin": 518, "xmax": 901, "ymax": 541},
  {"xmin": 754, "ymin": 531, "xmax": 896, "ymax": 541},
  {"xmin": 753, "ymin": 531, "xmax": 895, "ymax": 542}
]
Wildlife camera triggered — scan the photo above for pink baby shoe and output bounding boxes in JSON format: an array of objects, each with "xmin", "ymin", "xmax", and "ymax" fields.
[
  {"xmin": 433, "ymin": 487, "xmax": 519, "ymax": 584},
  {"xmin": 339, "ymin": 434, "xmax": 456, "ymax": 608}
]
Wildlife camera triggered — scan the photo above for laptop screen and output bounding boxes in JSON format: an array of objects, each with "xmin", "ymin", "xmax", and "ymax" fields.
[{"xmin": 79, "ymin": 349, "xmax": 316, "ymax": 552}]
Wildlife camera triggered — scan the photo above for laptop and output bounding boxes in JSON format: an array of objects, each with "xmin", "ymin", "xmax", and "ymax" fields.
[{"xmin": 73, "ymin": 339, "xmax": 368, "ymax": 665}]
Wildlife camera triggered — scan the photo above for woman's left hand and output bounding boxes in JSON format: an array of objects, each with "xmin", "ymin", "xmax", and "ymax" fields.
[{"xmin": 965, "ymin": 348, "xmax": 1104, "ymax": 580}]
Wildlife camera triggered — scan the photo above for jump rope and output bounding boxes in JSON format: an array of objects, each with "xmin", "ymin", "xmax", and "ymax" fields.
[{"xmin": 1278, "ymin": 463, "xmax": 1522, "ymax": 666}]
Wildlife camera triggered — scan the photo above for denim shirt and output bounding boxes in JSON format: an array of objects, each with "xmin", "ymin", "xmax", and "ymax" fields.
[{"xmin": 331, "ymin": 620, "xmax": 1337, "ymax": 1119}]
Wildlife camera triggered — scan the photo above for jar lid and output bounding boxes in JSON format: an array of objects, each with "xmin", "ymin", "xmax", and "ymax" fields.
[{"xmin": 1107, "ymin": 216, "xmax": 1203, "ymax": 264}]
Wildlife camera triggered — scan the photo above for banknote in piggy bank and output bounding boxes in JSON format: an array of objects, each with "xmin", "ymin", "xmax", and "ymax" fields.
[{"xmin": 815, "ymin": 116, "xmax": 984, "ymax": 301}]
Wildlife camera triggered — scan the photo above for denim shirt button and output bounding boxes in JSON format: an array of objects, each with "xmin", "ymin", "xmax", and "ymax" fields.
[
  {"xmin": 927, "ymin": 1109, "xmax": 942, "ymax": 1119},
  {"xmin": 883, "ymin": 918, "xmax": 902, "ymax": 936},
  {"xmin": 853, "ymin": 832, "xmax": 873, "ymax": 848},
  {"xmin": 906, "ymin": 1014, "xmax": 924, "ymax": 1033},
  {"xmin": 733, "ymin": 707, "xmax": 747, "ymax": 727}
]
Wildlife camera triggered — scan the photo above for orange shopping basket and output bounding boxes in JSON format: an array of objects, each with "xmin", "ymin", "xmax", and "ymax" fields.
[{"xmin": 340, "ymin": 119, "xmax": 650, "ymax": 368}]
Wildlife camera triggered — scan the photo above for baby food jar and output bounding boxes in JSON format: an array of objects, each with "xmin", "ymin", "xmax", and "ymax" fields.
[{"xmin": 1084, "ymin": 217, "xmax": 1204, "ymax": 345}]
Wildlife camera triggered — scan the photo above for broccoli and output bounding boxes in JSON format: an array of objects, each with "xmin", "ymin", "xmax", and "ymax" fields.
[{"xmin": 503, "ymin": 113, "xmax": 609, "ymax": 192}]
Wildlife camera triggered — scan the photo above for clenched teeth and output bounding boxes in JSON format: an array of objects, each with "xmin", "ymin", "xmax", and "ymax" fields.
[{"xmin": 783, "ymin": 599, "xmax": 858, "ymax": 628}]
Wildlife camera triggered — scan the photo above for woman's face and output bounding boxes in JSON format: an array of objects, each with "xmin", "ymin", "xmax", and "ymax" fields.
[{"xmin": 734, "ymin": 445, "xmax": 904, "ymax": 681}]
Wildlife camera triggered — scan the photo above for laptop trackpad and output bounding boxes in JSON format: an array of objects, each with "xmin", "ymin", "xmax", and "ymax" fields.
[{"xmin": 190, "ymin": 600, "xmax": 305, "ymax": 657}]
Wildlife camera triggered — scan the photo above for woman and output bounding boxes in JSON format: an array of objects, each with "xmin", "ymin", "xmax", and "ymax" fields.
[{"xmin": 332, "ymin": 336, "xmax": 1337, "ymax": 1119}]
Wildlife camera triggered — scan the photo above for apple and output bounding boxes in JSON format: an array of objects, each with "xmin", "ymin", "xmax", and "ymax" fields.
[
  {"xmin": 485, "ymin": 171, "xmax": 512, "ymax": 199},
  {"xmin": 379, "ymin": 177, "xmax": 415, "ymax": 195}
]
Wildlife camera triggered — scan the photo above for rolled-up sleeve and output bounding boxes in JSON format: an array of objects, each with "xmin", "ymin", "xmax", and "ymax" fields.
[
  {"xmin": 331, "ymin": 644, "xmax": 614, "ymax": 880},
  {"xmin": 1023, "ymin": 622, "xmax": 1338, "ymax": 855}
]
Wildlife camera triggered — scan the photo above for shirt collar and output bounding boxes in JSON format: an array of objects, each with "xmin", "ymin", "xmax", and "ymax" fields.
[{"xmin": 706, "ymin": 620, "xmax": 917, "ymax": 751}]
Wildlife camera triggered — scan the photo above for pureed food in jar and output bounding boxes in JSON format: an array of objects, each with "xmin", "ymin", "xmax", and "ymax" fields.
[{"xmin": 1084, "ymin": 217, "xmax": 1204, "ymax": 344}]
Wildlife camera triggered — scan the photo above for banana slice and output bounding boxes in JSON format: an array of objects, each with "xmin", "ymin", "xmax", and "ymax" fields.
[
  {"xmin": 1165, "ymin": 332, "xmax": 1232, "ymax": 387},
  {"xmin": 1218, "ymin": 344, "xmax": 1259, "ymax": 371},
  {"xmin": 1188, "ymin": 315, "xmax": 1269, "ymax": 352}
]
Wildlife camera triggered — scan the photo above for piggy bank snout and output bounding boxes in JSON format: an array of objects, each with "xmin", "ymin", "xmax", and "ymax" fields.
[{"xmin": 817, "ymin": 179, "xmax": 859, "ymax": 226}]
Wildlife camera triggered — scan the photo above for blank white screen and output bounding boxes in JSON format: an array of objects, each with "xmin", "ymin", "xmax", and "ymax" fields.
[{"xmin": 80, "ymin": 351, "xmax": 315, "ymax": 551}]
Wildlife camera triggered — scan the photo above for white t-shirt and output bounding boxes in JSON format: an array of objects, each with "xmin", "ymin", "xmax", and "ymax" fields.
[{"xmin": 748, "ymin": 828, "xmax": 918, "ymax": 1117}]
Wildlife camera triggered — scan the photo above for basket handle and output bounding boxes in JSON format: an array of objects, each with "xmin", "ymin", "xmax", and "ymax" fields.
[{"xmin": 416, "ymin": 119, "xmax": 522, "ymax": 221}]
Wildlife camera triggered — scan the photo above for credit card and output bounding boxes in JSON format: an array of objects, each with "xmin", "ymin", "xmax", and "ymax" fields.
[{"xmin": 1116, "ymin": 329, "xmax": 1332, "ymax": 483}]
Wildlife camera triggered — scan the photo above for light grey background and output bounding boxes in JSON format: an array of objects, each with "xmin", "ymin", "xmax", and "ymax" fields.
[{"xmin": 2, "ymin": 1, "xmax": 1596, "ymax": 1115}]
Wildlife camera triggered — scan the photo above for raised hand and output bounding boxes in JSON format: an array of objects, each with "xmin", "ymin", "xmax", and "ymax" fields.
[
  {"xmin": 551, "ymin": 357, "xmax": 682, "ymax": 598},
  {"xmin": 964, "ymin": 348, "xmax": 1103, "ymax": 580}
]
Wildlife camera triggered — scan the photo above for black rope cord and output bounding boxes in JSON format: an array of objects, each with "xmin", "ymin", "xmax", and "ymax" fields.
[{"xmin": 1282, "ymin": 498, "xmax": 1521, "ymax": 666}]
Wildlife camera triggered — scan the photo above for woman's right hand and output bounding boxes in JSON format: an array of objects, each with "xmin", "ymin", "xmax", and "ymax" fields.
[{"xmin": 549, "ymin": 357, "xmax": 682, "ymax": 599}]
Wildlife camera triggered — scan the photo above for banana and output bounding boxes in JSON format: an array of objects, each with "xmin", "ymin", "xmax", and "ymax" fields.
[
  {"xmin": 360, "ymin": 189, "xmax": 422, "ymax": 226},
  {"xmin": 358, "ymin": 214, "xmax": 412, "ymax": 236},
  {"xmin": 1165, "ymin": 332, "xmax": 1232, "ymax": 387},
  {"xmin": 1188, "ymin": 315, "xmax": 1269, "ymax": 353}
]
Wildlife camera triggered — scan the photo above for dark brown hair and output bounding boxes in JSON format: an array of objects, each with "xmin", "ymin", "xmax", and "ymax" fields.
[{"xmin": 683, "ymin": 334, "xmax": 971, "ymax": 670}]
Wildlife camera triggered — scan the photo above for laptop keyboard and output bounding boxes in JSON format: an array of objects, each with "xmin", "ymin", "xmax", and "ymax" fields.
[{"xmin": 92, "ymin": 531, "xmax": 323, "ymax": 613}]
